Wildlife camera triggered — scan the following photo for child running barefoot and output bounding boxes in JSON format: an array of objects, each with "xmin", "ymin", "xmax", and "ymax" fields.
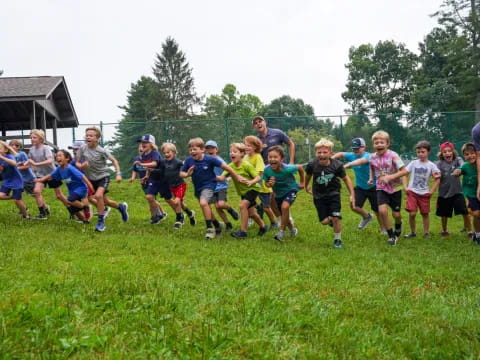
[
  {"xmin": 262, "ymin": 145, "xmax": 305, "ymax": 242},
  {"xmin": 36, "ymin": 150, "xmax": 94, "ymax": 223},
  {"xmin": 76, "ymin": 127, "xmax": 129, "ymax": 232},
  {"xmin": 380, "ymin": 141, "xmax": 440, "ymax": 239},
  {"xmin": 205, "ymin": 140, "xmax": 239, "ymax": 233},
  {"xmin": 217, "ymin": 143, "xmax": 268, "ymax": 238},
  {"xmin": 28, "ymin": 129, "xmax": 69, "ymax": 219},
  {"xmin": 369, "ymin": 131, "xmax": 406, "ymax": 246},
  {"xmin": 0, "ymin": 141, "xmax": 29, "ymax": 219},
  {"xmin": 435, "ymin": 142, "xmax": 472, "ymax": 238},
  {"xmin": 305, "ymin": 139, "xmax": 355, "ymax": 249},
  {"xmin": 161, "ymin": 142, "xmax": 196, "ymax": 226},
  {"xmin": 180, "ymin": 138, "xmax": 242, "ymax": 239},
  {"xmin": 454, "ymin": 142, "xmax": 480, "ymax": 245},
  {"xmin": 244, "ymin": 135, "xmax": 279, "ymax": 229}
]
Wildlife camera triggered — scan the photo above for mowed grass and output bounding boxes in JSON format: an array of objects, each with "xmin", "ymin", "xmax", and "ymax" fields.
[{"xmin": 0, "ymin": 173, "xmax": 479, "ymax": 359}]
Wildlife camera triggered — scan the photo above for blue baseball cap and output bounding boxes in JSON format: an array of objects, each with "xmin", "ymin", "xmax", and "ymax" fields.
[{"xmin": 205, "ymin": 140, "xmax": 218, "ymax": 148}]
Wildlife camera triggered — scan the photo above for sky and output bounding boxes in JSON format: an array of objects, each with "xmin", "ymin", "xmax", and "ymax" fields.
[{"xmin": 1, "ymin": 0, "xmax": 442, "ymax": 148}]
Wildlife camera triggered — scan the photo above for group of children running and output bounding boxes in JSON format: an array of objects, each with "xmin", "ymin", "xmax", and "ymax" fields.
[{"xmin": 0, "ymin": 125, "xmax": 478, "ymax": 248}]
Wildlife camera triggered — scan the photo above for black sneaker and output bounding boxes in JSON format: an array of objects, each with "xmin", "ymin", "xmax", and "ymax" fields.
[
  {"xmin": 44, "ymin": 205, "xmax": 51, "ymax": 216},
  {"xmin": 388, "ymin": 236, "xmax": 398, "ymax": 246},
  {"xmin": 151, "ymin": 214, "xmax": 162, "ymax": 225},
  {"xmin": 188, "ymin": 210, "xmax": 196, "ymax": 226},
  {"xmin": 333, "ymin": 239, "xmax": 343, "ymax": 248},
  {"xmin": 231, "ymin": 230, "xmax": 248, "ymax": 239},
  {"xmin": 257, "ymin": 225, "xmax": 268, "ymax": 236},
  {"xmin": 404, "ymin": 232, "xmax": 416, "ymax": 238},
  {"xmin": 215, "ymin": 226, "xmax": 222, "ymax": 235},
  {"xmin": 173, "ymin": 221, "xmax": 183, "ymax": 230},
  {"xmin": 225, "ymin": 223, "xmax": 233, "ymax": 230},
  {"xmin": 228, "ymin": 207, "xmax": 240, "ymax": 221},
  {"xmin": 34, "ymin": 212, "xmax": 48, "ymax": 220}
]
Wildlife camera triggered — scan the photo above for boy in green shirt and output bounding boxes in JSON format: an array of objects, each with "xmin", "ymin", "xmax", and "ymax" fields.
[
  {"xmin": 454, "ymin": 142, "xmax": 480, "ymax": 244},
  {"xmin": 219, "ymin": 143, "xmax": 268, "ymax": 238}
]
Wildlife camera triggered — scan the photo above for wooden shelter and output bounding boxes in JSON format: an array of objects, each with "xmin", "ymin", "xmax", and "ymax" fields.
[{"xmin": 0, "ymin": 76, "xmax": 78, "ymax": 147}]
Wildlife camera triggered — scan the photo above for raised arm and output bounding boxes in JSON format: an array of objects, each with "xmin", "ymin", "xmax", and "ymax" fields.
[
  {"xmin": 0, "ymin": 154, "xmax": 16, "ymax": 167},
  {"xmin": 287, "ymin": 139, "xmax": 295, "ymax": 165},
  {"xmin": 331, "ymin": 152, "xmax": 346, "ymax": 160}
]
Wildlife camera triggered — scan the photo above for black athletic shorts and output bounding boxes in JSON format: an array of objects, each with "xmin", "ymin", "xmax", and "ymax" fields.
[
  {"xmin": 355, "ymin": 186, "xmax": 378, "ymax": 212},
  {"xmin": 377, "ymin": 190, "xmax": 402, "ymax": 212},
  {"xmin": 436, "ymin": 194, "xmax": 468, "ymax": 217},
  {"xmin": 314, "ymin": 193, "xmax": 341, "ymax": 222}
]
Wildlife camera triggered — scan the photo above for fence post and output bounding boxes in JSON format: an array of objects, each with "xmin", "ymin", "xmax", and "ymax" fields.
[
  {"xmin": 100, "ymin": 121, "xmax": 104, "ymax": 146},
  {"xmin": 339, "ymin": 115, "xmax": 344, "ymax": 149},
  {"xmin": 72, "ymin": 127, "xmax": 76, "ymax": 143},
  {"xmin": 21, "ymin": 129, "xmax": 24, "ymax": 147},
  {"xmin": 225, "ymin": 118, "xmax": 230, "ymax": 158},
  {"xmin": 164, "ymin": 121, "xmax": 168, "ymax": 142}
]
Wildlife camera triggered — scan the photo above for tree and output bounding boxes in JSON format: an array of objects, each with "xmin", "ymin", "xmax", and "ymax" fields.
[
  {"xmin": 288, "ymin": 128, "xmax": 341, "ymax": 163},
  {"xmin": 342, "ymin": 41, "xmax": 417, "ymax": 116},
  {"xmin": 262, "ymin": 95, "xmax": 316, "ymax": 131},
  {"xmin": 204, "ymin": 84, "xmax": 263, "ymax": 119},
  {"xmin": 153, "ymin": 37, "xmax": 201, "ymax": 120}
]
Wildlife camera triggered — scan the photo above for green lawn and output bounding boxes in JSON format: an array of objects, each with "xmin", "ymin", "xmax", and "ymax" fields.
[{"xmin": 0, "ymin": 175, "xmax": 479, "ymax": 359}]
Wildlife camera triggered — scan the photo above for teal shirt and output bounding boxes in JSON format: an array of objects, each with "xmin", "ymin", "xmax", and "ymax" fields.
[
  {"xmin": 262, "ymin": 164, "xmax": 299, "ymax": 198},
  {"xmin": 460, "ymin": 162, "xmax": 477, "ymax": 199}
]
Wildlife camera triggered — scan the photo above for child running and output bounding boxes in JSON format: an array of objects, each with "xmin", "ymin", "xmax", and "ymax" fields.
[
  {"xmin": 217, "ymin": 143, "xmax": 268, "ymax": 238},
  {"xmin": 381, "ymin": 141, "xmax": 440, "ymax": 239},
  {"xmin": 27, "ymin": 129, "xmax": 68, "ymax": 219},
  {"xmin": 244, "ymin": 135, "xmax": 279, "ymax": 229},
  {"xmin": 435, "ymin": 142, "xmax": 472, "ymax": 237},
  {"xmin": 305, "ymin": 139, "xmax": 355, "ymax": 248},
  {"xmin": 454, "ymin": 142, "xmax": 480, "ymax": 245},
  {"xmin": 205, "ymin": 140, "xmax": 239, "ymax": 233},
  {"xmin": 9, "ymin": 140, "xmax": 35, "ymax": 197},
  {"xmin": 76, "ymin": 127, "xmax": 129, "ymax": 232},
  {"xmin": 36, "ymin": 150, "xmax": 94, "ymax": 223},
  {"xmin": 161, "ymin": 142, "xmax": 196, "ymax": 226},
  {"xmin": 262, "ymin": 145, "xmax": 305, "ymax": 242},
  {"xmin": 369, "ymin": 130, "xmax": 406, "ymax": 246},
  {"xmin": 180, "ymin": 137, "xmax": 241, "ymax": 239},
  {"xmin": 0, "ymin": 141, "xmax": 29, "ymax": 219}
]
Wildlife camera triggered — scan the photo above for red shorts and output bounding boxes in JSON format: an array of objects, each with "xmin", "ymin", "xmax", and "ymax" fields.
[
  {"xmin": 170, "ymin": 182, "xmax": 187, "ymax": 199},
  {"xmin": 405, "ymin": 190, "xmax": 431, "ymax": 214}
]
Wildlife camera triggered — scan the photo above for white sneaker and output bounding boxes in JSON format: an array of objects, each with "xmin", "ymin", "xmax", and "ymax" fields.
[
  {"xmin": 357, "ymin": 213, "xmax": 373, "ymax": 230},
  {"xmin": 274, "ymin": 230, "xmax": 285, "ymax": 242},
  {"xmin": 290, "ymin": 227, "xmax": 298, "ymax": 237},
  {"xmin": 205, "ymin": 228, "xmax": 216, "ymax": 239}
]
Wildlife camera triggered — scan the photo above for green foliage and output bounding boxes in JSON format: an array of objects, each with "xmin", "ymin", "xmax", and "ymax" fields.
[
  {"xmin": 1, "ymin": 182, "xmax": 479, "ymax": 358},
  {"xmin": 288, "ymin": 127, "xmax": 341, "ymax": 163},
  {"xmin": 262, "ymin": 95, "xmax": 316, "ymax": 131}
]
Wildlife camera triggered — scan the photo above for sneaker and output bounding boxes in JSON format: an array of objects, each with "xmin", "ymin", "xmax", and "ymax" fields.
[
  {"xmin": 94, "ymin": 206, "xmax": 110, "ymax": 218},
  {"xmin": 357, "ymin": 213, "xmax": 373, "ymax": 230},
  {"xmin": 151, "ymin": 214, "xmax": 162, "ymax": 225},
  {"xmin": 23, "ymin": 214, "xmax": 31, "ymax": 220},
  {"xmin": 269, "ymin": 222, "xmax": 280, "ymax": 230},
  {"xmin": 44, "ymin": 205, "xmax": 51, "ymax": 216},
  {"xmin": 205, "ymin": 228, "xmax": 216, "ymax": 239},
  {"xmin": 228, "ymin": 207, "xmax": 240, "ymax": 221},
  {"xmin": 388, "ymin": 236, "xmax": 398, "ymax": 246},
  {"xmin": 225, "ymin": 223, "xmax": 233, "ymax": 230},
  {"xmin": 95, "ymin": 219, "xmax": 106, "ymax": 232},
  {"xmin": 274, "ymin": 230, "xmax": 285, "ymax": 242},
  {"xmin": 381, "ymin": 229, "xmax": 388, "ymax": 235},
  {"xmin": 231, "ymin": 230, "xmax": 248, "ymax": 238},
  {"xmin": 440, "ymin": 231, "xmax": 451, "ymax": 238},
  {"xmin": 118, "ymin": 203, "xmax": 129, "ymax": 222},
  {"xmin": 467, "ymin": 231, "xmax": 474, "ymax": 239},
  {"xmin": 188, "ymin": 210, "xmax": 196, "ymax": 226},
  {"xmin": 423, "ymin": 233, "xmax": 430, "ymax": 238},
  {"xmin": 394, "ymin": 223, "xmax": 402, "ymax": 237},
  {"xmin": 34, "ymin": 213, "xmax": 48, "ymax": 220},
  {"xmin": 159, "ymin": 212, "xmax": 168, "ymax": 222},
  {"xmin": 257, "ymin": 225, "xmax": 268, "ymax": 236},
  {"xmin": 173, "ymin": 221, "xmax": 183, "ymax": 230},
  {"xmin": 333, "ymin": 239, "xmax": 343, "ymax": 248},
  {"xmin": 404, "ymin": 232, "xmax": 416, "ymax": 238},
  {"xmin": 84, "ymin": 206, "xmax": 92, "ymax": 221},
  {"xmin": 290, "ymin": 227, "xmax": 298, "ymax": 237},
  {"xmin": 215, "ymin": 225, "xmax": 222, "ymax": 235}
]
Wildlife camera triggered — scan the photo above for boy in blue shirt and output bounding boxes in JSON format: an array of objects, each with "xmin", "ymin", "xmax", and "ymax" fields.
[
  {"xmin": 262, "ymin": 145, "xmax": 305, "ymax": 242},
  {"xmin": 9, "ymin": 140, "xmax": 35, "ymax": 196},
  {"xmin": 180, "ymin": 137, "xmax": 242, "ymax": 239},
  {"xmin": 332, "ymin": 137, "xmax": 380, "ymax": 230}
]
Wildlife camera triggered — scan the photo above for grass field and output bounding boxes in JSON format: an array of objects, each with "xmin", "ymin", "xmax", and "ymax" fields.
[{"xmin": 0, "ymin": 174, "xmax": 479, "ymax": 359}]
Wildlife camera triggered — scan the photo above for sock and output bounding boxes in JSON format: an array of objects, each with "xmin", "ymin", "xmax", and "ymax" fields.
[
  {"xmin": 334, "ymin": 232, "xmax": 341, "ymax": 240},
  {"xmin": 206, "ymin": 220, "xmax": 213, "ymax": 228},
  {"xmin": 387, "ymin": 228, "xmax": 394, "ymax": 237},
  {"xmin": 98, "ymin": 214, "xmax": 105, "ymax": 221},
  {"xmin": 212, "ymin": 219, "xmax": 221, "ymax": 228},
  {"xmin": 395, "ymin": 222, "xmax": 402, "ymax": 230},
  {"xmin": 184, "ymin": 208, "xmax": 193, "ymax": 217},
  {"xmin": 176, "ymin": 213, "xmax": 182, "ymax": 221}
]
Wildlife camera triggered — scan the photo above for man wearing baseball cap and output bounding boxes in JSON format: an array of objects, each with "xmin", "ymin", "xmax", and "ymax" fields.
[
  {"xmin": 333, "ymin": 137, "xmax": 381, "ymax": 231},
  {"xmin": 252, "ymin": 116, "xmax": 295, "ymax": 164}
]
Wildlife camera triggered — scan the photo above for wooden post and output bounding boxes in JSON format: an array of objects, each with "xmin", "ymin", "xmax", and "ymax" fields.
[{"xmin": 52, "ymin": 118, "xmax": 58, "ymax": 146}]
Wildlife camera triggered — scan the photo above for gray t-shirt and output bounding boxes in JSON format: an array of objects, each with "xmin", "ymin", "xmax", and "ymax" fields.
[
  {"xmin": 28, "ymin": 145, "xmax": 56, "ymax": 177},
  {"xmin": 436, "ymin": 158, "xmax": 464, "ymax": 198},
  {"xmin": 76, "ymin": 144, "xmax": 111, "ymax": 180}
]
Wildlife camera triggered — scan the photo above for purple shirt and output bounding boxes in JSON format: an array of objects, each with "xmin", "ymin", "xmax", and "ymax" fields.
[{"xmin": 257, "ymin": 128, "xmax": 291, "ymax": 162}]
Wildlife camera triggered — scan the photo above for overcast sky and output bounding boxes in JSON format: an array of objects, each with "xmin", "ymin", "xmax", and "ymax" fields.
[{"xmin": 1, "ymin": 0, "xmax": 441, "ymax": 148}]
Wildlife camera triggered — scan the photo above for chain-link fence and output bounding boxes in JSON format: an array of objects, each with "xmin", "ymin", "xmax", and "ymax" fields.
[{"xmin": 70, "ymin": 111, "xmax": 479, "ymax": 167}]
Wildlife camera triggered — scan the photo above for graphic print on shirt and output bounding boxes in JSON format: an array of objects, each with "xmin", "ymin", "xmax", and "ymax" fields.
[
  {"xmin": 411, "ymin": 167, "xmax": 428, "ymax": 190},
  {"xmin": 316, "ymin": 171, "xmax": 334, "ymax": 185}
]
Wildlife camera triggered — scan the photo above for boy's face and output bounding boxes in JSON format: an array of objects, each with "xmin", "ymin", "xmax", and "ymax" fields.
[
  {"xmin": 56, "ymin": 152, "xmax": 67, "ymax": 165},
  {"xmin": 315, "ymin": 146, "xmax": 332, "ymax": 163},
  {"xmin": 230, "ymin": 147, "xmax": 244, "ymax": 163},
  {"xmin": 163, "ymin": 149, "xmax": 174, "ymax": 160},
  {"xmin": 463, "ymin": 149, "xmax": 476, "ymax": 164},
  {"xmin": 205, "ymin": 146, "xmax": 218, "ymax": 156},
  {"xmin": 30, "ymin": 134, "xmax": 41, "ymax": 145},
  {"xmin": 416, "ymin": 148, "xmax": 429, "ymax": 161},
  {"xmin": 141, "ymin": 142, "xmax": 152, "ymax": 152},
  {"xmin": 441, "ymin": 147, "xmax": 453, "ymax": 162},
  {"xmin": 267, "ymin": 150, "xmax": 283, "ymax": 170},
  {"xmin": 244, "ymin": 143, "xmax": 253, "ymax": 155},
  {"xmin": 352, "ymin": 146, "xmax": 365, "ymax": 156},
  {"xmin": 85, "ymin": 130, "xmax": 99, "ymax": 146},
  {"xmin": 373, "ymin": 138, "xmax": 389, "ymax": 154},
  {"xmin": 189, "ymin": 146, "xmax": 205, "ymax": 160}
]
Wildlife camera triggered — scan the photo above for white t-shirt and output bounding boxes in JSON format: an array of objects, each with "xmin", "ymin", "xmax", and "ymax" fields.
[{"xmin": 405, "ymin": 159, "xmax": 440, "ymax": 195}]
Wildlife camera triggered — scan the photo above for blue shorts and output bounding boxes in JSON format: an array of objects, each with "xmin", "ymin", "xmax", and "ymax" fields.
[
  {"xmin": 275, "ymin": 190, "xmax": 297, "ymax": 209},
  {"xmin": 146, "ymin": 180, "xmax": 173, "ymax": 200},
  {"xmin": 467, "ymin": 197, "xmax": 480, "ymax": 212},
  {"xmin": 68, "ymin": 191, "xmax": 86, "ymax": 202},
  {"xmin": 0, "ymin": 185, "xmax": 23, "ymax": 200},
  {"xmin": 259, "ymin": 192, "xmax": 272, "ymax": 207}
]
